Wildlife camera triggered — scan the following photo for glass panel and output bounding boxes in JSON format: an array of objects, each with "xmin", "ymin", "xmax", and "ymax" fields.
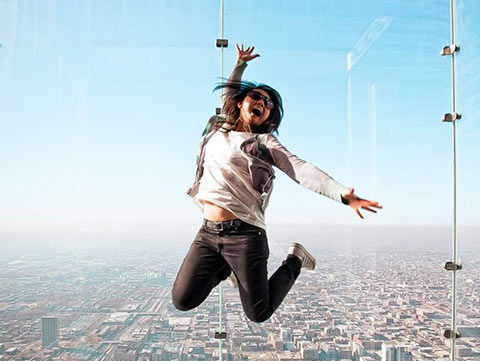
[
  {"xmin": 223, "ymin": 1, "xmax": 451, "ymax": 360},
  {"xmin": 0, "ymin": 1, "xmax": 220, "ymax": 359},
  {"xmin": 456, "ymin": 1, "xmax": 480, "ymax": 360}
]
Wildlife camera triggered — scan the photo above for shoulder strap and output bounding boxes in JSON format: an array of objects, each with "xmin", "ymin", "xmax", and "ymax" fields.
[{"xmin": 201, "ymin": 115, "xmax": 223, "ymax": 137}]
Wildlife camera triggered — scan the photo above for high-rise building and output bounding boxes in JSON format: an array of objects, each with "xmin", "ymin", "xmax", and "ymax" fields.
[
  {"xmin": 381, "ymin": 343, "xmax": 412, "ymax": 361},
  {"xmin": 382, "ymin": 344, "xmax": 396, "ymax": 361},
  {"xmin": 280, "ymin": 327, "xmax": 292, "ymax": 342},
  {"xmin": 396, "ymin": 346, "xmax": 413, "ymax": 361},
  {"xmin": 41, "ymin": 316, "xmax": 59, "ymax": 348}
]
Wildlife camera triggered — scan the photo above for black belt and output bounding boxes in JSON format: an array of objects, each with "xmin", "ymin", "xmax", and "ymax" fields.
[{"xmin": 203, "ymin": 218, "xmax": 243, "ymax": 231}]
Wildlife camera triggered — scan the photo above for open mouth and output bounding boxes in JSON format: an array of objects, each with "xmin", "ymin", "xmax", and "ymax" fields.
[{"xmin": 252, "ymin": 105, "xmax": 263, "ymax": 117}]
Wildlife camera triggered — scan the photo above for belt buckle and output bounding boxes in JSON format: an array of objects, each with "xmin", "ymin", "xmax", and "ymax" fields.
[{"xmin": 213, "ymin": 222, "xmax": 223, "ymax": 231}]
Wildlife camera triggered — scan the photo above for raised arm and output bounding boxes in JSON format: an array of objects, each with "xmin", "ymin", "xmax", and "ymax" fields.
[{"xmin": 222, "ymin": 44, "xmax": 260, "ymax": 108}]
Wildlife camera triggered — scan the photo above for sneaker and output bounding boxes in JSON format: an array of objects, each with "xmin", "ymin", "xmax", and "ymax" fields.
[
  {"xmin": 227, "ymin": 271, "xmax": 238, "ymax": 288},
  {"xmin": 288, "ymin": 242, "xmax": 316, "ymax": 270}
]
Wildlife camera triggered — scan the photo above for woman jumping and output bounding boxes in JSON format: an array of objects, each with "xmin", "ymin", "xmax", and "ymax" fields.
[{"xmin": 172, "ymin": 44, "xmax": 382, "ymax": 323}]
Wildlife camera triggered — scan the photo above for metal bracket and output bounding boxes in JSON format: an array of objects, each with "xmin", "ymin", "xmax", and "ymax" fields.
[
  {"xmin": 444, "ymin": 261, "xmax": 462, "ymax": 271},
  {"xmin": 442, "ymin": 112, "xmax": 462, "ymax": 122},
  {"xmin": 444, "ymin": 329, "xmax": 461, "ymax": 339},
  {"xmin": 216, "ymin": 107, "xmax": 221, "ymax": 115},
  {"xmin": 214, "ymin": 331, "xmax": 227, "ymax": 339},
  {"xmin": 216, "ymin": 39, "xmax": 228, "ymax": 48},
  {"xmin": 440, "ymin": 44, "xmax": 460, "ymax": 56}
]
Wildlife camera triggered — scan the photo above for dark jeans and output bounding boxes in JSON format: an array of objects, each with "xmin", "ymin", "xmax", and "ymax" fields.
[{"xmin": 171, "ymin": 219, "xmax": 302, "ymax": 323}]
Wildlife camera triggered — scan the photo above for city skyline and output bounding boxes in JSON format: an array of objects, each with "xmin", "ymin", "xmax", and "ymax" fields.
[{"xmin": 0, "ymin": 239, "xmax": 479, "ymax": 360}]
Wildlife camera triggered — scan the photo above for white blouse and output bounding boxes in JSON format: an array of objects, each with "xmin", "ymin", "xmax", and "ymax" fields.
[{"xmin": 193, "ymin": 129, "xmax": 349, "ymax": 230}]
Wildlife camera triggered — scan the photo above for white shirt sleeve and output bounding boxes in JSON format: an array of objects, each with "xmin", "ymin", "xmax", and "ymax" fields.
[{"xmin": 265, "ymin": 134, "xmax": 350, "ymax": 203}]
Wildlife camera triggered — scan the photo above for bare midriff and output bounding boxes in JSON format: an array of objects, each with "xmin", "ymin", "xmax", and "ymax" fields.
[{"xmin": 201, "ymin": 200, "xmax": 238, "ymax": 221}]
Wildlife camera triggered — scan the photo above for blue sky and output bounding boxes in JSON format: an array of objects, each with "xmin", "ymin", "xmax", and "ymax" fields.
[{"xmin": 0, "ymin": 0, "xmax": 478, "ymax": 241}]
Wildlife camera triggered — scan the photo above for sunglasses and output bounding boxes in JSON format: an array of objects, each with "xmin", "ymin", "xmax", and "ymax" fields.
[{"xmin": 247, "ymin": 90, "xmax": 274, "ymax": 110}]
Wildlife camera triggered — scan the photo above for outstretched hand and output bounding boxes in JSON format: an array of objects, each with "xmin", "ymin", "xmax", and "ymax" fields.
[
  {"xmin": 236, "ymin": 43, "xmax": 260, "ymax": 62},
  {"xmin": 341, "ymin": 188, "xmax": 382, "ymax": 219}
]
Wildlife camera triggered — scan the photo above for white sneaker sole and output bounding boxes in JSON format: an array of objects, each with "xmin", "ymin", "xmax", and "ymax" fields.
[
  {"xmin": 290, "ymin": 242, "xmax": 316, "ymax": 270},
  {"xmin": 227, "ymin": 272, "xmax": 238, "ymax": 288}
]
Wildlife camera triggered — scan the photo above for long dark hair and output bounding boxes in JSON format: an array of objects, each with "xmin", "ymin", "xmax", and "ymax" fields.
[{"xmin": 212, "ymin": 79, "xmax": 283, "ymax": 135}]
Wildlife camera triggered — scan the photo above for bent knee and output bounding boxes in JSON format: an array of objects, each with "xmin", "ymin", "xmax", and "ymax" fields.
[
  {"xmin": 171, "ymin": 288, "xmax": 199, "ymax": 312},
  {"xmin": 245, "ymin": 310, "xmax": 272, "ymax": 323}
]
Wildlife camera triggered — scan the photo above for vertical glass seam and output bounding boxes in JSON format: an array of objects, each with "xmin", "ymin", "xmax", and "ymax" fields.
[
  {"xmin": 218, "ymin": 2, "xmax": 225, "ymax": 361},
  {"xmin": 449, "ymin": 0, "xmax": 458, "ymax": 360}
]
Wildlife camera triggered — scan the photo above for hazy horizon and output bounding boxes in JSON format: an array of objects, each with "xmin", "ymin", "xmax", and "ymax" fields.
[{"xmin": 1, "ymin": 224, "xmax": 479, "ymax": 264}]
